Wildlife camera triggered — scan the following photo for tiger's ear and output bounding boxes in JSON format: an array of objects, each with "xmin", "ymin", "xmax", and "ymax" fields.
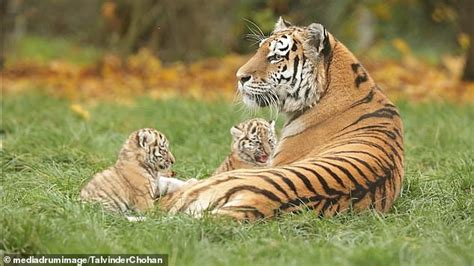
[
  {"xmin": 230, "ymin": 125, "xmax": 244, "ymax": 139},
  {"xmin": 274, "ymin": 16, "xmax": 292, "ymax": 32},
  {"xmin": 307, "ymin": 23, "xmax": 327, "ymax": 54}
]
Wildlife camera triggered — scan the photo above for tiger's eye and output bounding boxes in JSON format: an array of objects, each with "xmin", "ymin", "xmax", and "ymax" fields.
[{"xmin": 267, "ymin": 54, "xmax": 282, "ymax": 62}]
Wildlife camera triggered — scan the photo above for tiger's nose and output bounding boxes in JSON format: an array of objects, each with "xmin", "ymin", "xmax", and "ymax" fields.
[{"xmin": 238, "ymin": 74, "xmax": 251, "ymax": 85}]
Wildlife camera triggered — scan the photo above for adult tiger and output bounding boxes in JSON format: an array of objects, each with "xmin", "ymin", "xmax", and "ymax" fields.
[{"xmin": 158, "ymin": 18, "xmax": 404, "ymax": 220}]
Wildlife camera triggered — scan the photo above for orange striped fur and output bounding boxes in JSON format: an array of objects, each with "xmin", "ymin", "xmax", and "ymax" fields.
[
  {"xmin": 158, "ymin": 18, "xmax": 404, "ymax": 221},
  {"xmin": 80, "ymin": 128, "xmax": 178, "ymax": 213}
]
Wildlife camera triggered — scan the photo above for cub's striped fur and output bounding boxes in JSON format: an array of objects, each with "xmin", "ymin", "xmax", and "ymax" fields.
[
  {"xmin": 158, "ymin": 18, "xmax": 404, "ymax": 221},
  {"xmin": 213, "ymin": 118, "xmax": 277, "ymax": 175},
  {"xmin": 80, "ymin": 128, "xmax": 185, "ymax": 213}
]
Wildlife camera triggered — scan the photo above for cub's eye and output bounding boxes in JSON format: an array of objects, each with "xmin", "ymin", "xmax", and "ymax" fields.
[
  {"xmin": 246, "ymin": 142, "xmax": 256, "ymax": 148},
  {"xmin": 267, "ymin": 54, "xmax": 282, "ymax": 62}
]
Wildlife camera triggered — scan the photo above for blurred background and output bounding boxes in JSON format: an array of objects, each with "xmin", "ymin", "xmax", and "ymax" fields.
[{"xmin": 1, "ymin": 0, "xmax": 473, "ymax": 102}]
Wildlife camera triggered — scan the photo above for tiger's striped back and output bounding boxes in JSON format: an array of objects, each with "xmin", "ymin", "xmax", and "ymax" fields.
[
  {"xmin": 158, "ymin": 19, "xmax": 404, "ymax": 221},
  {"xmin": 213, "ymin": 118, "xmax": 277, "ymax": 175}
]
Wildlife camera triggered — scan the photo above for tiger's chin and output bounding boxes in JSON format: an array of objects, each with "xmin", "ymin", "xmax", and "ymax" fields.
[{"xmin": 241, "ymin": 94, "xmax": 270, "ymax": 108}]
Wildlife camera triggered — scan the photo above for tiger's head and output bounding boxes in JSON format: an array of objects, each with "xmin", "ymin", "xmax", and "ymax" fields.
[
  {"xmin": 237, "ymin": 17, "xmax": 333, "ymax": 114},
  {"xmin": 230, "ymin": 118, "xmax": 277, "ymax": 165},
  {"xmin": 120, "ymin": 128, "xmax": 176, "ymax": 175}
]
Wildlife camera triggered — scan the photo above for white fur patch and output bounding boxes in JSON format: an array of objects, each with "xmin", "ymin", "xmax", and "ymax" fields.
[
  {"xmin": 269, "ymin": 36, "xmax": 293, "ymax": 57},
  {"xmin": 126, "ymin": 216, "xmax": 146, "ymax": 222},
  {"xmin": 157, "ymin": 176, "xmax": 196, "ymax": 196}
]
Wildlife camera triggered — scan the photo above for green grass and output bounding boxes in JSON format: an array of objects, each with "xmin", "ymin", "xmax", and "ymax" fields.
[{"xmin": 1, "ymin": 94, "xmax": 473, "ymax": 266}]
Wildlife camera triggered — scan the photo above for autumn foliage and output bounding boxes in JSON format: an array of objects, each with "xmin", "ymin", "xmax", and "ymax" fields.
[{"xmin": 2, "ymin": 48, "xmax": 473, "ymax": 104}]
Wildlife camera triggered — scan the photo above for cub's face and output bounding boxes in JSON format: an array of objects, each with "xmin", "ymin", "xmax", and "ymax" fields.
[
  {"xmin": 236, "ymin": 17, "xmax": 331, "ymax": 113},
  {"xmin": 124, "ymin": 128, "xmax": 176, "ymax": 173},
  {"xmin": 231, "ymin": 118, "xmax": 277, "ymax": 165}
]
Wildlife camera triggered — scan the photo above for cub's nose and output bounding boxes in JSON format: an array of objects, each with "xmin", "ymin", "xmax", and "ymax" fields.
[{"xmin": 168, "ymin": 153, "xmax": 176, "ymax": 164}]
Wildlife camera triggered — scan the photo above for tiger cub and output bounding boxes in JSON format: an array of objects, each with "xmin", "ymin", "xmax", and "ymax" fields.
[
  {"xmin": 213, "ymin": 118, "xmax": 277, "ymax": 175},
  {"xmin": 80, "ymin": 128, "xmax": 192, "ymax": 213}
]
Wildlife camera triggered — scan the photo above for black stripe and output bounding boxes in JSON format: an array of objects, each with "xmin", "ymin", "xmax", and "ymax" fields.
[
  {"xmin": 394, "ymin": 127, "xmax": 403, "ymax": 138},
  {"xmin": 329, "ymin": 155, "xmax": 381, "ymax": 178},
  {"xmin": 218, "ymin": 185, "xmax": 283, "ymax": 206},
  {"xmin": 323, "ymin": 156, "xmax": 372, "ymax": 184},
  {"xmin": 278, "ymin": 75, "xmax": 291, "ymax": 83},
  {"xmin": 349, "ymin": 88, "xmax": 375, "ymax": 108},
  {"xmin": 321, "ymin": 29, "xmax": 331, "ymax": 59},
  {"xmin": 268, "ymin": 170, "xmax": 300, "ymax": 197},
  {"xmin": 282, "ymin": 167, "xmax": 318, "ymax": 195},
  {"xmin": 178, "ymin": 175, "xmax": 242, "ymax": 212},
  {"xmin": 102, "ymin": 189, "xmax": 127, "ymax": 211},
  {"xmin": 291, "ymin": 42, "xmax": 297, "ymax": 51},
  {"xmin": 256, "ymin": 175, "xmax": 290, "ymax": 199},
  {"xmin": 317, "ymin": 159, "xmax": 366, "ymax": 191},
  {"xmin": 337, "ymin": 130, "xmax": 403, "ymax": 152},
  {"xmin": 334, "ymin": 127, "xmax": 403, "ymax": 151},
  {"xmin": 380, "ymin": 181, "xmax": 387, "ymax": 211},
  {"xmin": 327, "ymin": 150, "xmax": 392, "ymax": 171},
  {"xmin": 310, "ymin": 162, "xmax": 346, "ymax": 188},
  {"xmin": 319, "ymin": 198, "xmax": 337, "ymax": 216},
  {"xmin": 297, "ymin": 57, "xmax": 306, "ymax": 91},
  {"xmin": 338, "ymin": 125, "xmax": 399, "ymax": 141},
  {"xmin": 320, "ymin": 40, "xmax": 336, "ymax": 100},
  {"xmin": 279, "ymin": 194, "xmax": 330, "ymax": 210},
  {"xmin": 290, "ymin": 55, "xmax": 300, "ymax": 86},
  {"xmin": 340, "ymin": 107, "xmax": 400, "ymax": 132},
  {"xmin": 351, "ymin": 63, "xmax": 368, "ymax": 88},
  {"xmin": 324, "ymin": 139, "xmax": 401, "ymax": 166},
  {"xmin": 220, "ymin": 205, "xmax": 265, "ymax": 219},
  {"xmin": 279, "ymin": 45, "xmax": 289, "ymax": 51},
  {"xmin": 296, "ymin": 165, "xmax": 345, "ymax": 195},
  {"xmin": 334, "ymin": 124, "xmax": 392, "ymax": 139},
  {"xmin": 283, "ymin": 105, "xmax": 308, "ymax": 128}
]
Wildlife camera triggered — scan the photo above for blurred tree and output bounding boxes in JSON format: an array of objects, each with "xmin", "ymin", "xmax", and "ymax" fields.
[
  {"xmin": 102, "ymin": 0, "xmax": 238, "ymax": 61},
  {"xmin": 1, "ymin": 0, "xmax": 470, "ymax": 69},
  {"xmin": 103, "ymin": 0, "xmax": 161, "ymax": 56},
  {"xmin": 1, "ymin": 0, "xmax": 27, "ymax": 69},
  {"xmin": 356, "ymin": 5, "xmax": 375, "ymax": 52},
  {"xmin": 457, "ymin": 0, "xmax": 473, "ymax": 81}
]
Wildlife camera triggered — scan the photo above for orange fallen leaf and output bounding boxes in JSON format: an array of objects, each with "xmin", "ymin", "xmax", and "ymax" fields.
[{"xmin": 70, "ymin": 104, "xmax": 91, "ymax": 120}]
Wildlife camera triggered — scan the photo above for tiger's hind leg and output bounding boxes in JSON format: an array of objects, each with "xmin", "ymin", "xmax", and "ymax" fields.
[{"xmin": 211, "ymin": 206, "xmax": 265, "ymax": 221}]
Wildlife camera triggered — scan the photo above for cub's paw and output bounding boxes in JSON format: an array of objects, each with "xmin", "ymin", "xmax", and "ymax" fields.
[
  {"xmin": 157, "ymin": 176, "xmax": 189, "ymax": 196},
  {"xmin": 186, "ymin": 178, "xmax": 199, "ymax": 185},
  {"xmin": 126, "ymin": 216, "xmax": 147, "ymax": 222}
]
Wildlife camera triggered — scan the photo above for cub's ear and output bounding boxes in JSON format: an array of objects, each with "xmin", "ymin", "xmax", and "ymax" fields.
[
  {"xmin": 307, "ymin": 23, "xmax": 328, "ymax": 54},
  {"xmin": 137, "ymin": 129, "xmax": 155, "ymax": 148},
  {"xmin": 274, "ymin": 16, "xmax": 292, "ymax": 32},
  {"xmin": 230, "ymin": 125, "xmax": 244, "ymax": 139}
]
